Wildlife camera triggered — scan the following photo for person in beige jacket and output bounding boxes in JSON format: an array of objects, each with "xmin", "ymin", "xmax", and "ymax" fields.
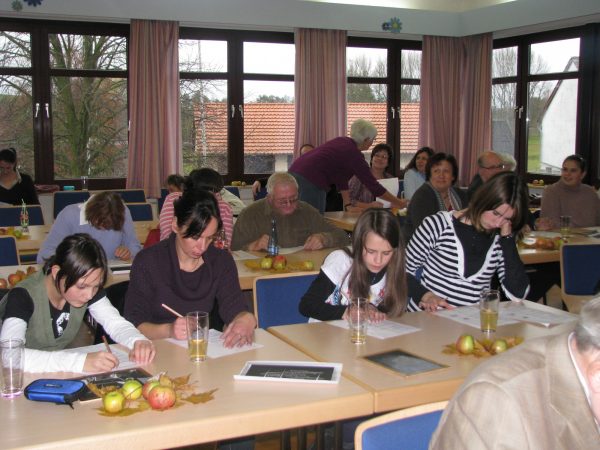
[{"xmin": 430, "ymin": 297, "xmax": 600, "ymax": 450}]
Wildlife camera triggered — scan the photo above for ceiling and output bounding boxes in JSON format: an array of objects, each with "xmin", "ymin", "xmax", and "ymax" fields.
[{"xmin": 1, "ymin": 0, "xmax": 599, "ymax": 38}]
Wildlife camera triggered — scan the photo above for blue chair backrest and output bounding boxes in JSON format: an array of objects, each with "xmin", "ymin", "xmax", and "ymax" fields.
[
  {"xmin": 0, "ymin": 236, "xmax": 19, "ymax": 266},
  {"xmin": 398, "ymin": 179, "xmax": 404, "ymax": 197},
  {"xmin": 0, "ymin": 205, "xmax": 45, "ymax": 226},
  {"xmin": 562, "ymin": 244, "xmax": 600, "ymax": 295},
  {"xmin": 360, "ymin": 410, "xmax": 443, "ymax": 450},
  {"xmin": 224, "ymin": 186, "xmax": 240, "ymax": 198},
  {"xmin": 254, "ymin": 187, "xmax": 267, "ymax": 200},
  {"xmin": 113, "ymin": 189, "xmax": 146, "ymax": 203},
  {"xmin": 53, "ymin": 191, "xmax": 91, "ymax": 218},
  {"xmin": 158, "ymin": 188, "xmax": 169, "ymax": 213},
  {"xmin": 254, "ymin": 273, "xmax": 317, "ymax": 329},
  {"xmin": 125, "ymin": 203, "xmax": 154, "ymax": 221}
]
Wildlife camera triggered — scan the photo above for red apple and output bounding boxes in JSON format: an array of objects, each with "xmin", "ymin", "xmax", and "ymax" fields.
[
  {"xmin": 7, "ymin": 273, "xmax": 22, "ymax": 287},
  {"xmin": 0, "ymin": 278, "xmax": 7, "ymax": 289},
  {"xmin": 121, "ymin": 379, "xmax": 143, "ymax": 400},
  {"xmin": 260, "ymin": 256, "xmax": 273, "ymax": 269},
  {"xmin": 456, "ymin": 334, "xmax": 475, "ymax": 355},
  {"xmin": 142, "ymin": 380, "xmax": 161, "ymax": 400},
  {"xmin": 26, "ymin": 266, "xmax": 37, "ymax": 275},
  {"xmin": 272, "ymin": 255, "xmax": 287, "ymax": 270},
  {"xmin": 146, "ymin": 385, "xmax": 176, "ymax": 410},
  {"xmin": 103, "ymin": 390, "xmax": 126, "ymax": 413}
]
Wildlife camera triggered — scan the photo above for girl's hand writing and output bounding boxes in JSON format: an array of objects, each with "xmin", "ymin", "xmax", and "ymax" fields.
[{"xmin": 84, "ymin": 351, "xmax": 119, "ymax": 373}]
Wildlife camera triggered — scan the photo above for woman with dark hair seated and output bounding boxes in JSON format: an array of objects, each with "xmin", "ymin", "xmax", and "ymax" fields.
[
  {"xmin": 0, "ymin": 147, "xmax": 39, "ymax": 205},
  {"xmin": 124, "ymin": 189, "xmax": 256, "ymax": 346},
  {"xmin": 404, "ymin": 152, "xmax": 467, "ymax": 239},
  {"xmin": 402, "ymin": 146, "xmax": 435, "ymax": 200},
  {"xmin": 37, "ymin": 191, "xmax": 141, "ymax": 263}
]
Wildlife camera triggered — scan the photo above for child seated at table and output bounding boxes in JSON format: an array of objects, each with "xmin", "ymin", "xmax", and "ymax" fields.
[{"xmin": 0, "ymin": 233, "xmax": 155, "ymax": 373}]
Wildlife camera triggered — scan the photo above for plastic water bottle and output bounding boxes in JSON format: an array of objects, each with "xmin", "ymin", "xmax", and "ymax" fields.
[
  {"xmin": 267, "ymin": 218, "xmax": 279, "ymax": 256},
  {"xmin": 20, "ymin": 199, "xmax": 29, "ymax": 234}
]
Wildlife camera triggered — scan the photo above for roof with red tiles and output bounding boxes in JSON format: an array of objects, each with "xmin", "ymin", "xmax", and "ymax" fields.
[{"xmin": 194, "ymin": 102, "xmax": 419, "ymax": 155}]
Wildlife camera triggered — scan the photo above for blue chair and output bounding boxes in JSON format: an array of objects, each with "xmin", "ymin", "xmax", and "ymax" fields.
[
  {"xmin": 113, "ymin": 189, "xmax": 146, "ymax": 203},
  {"xmin": 224, "ymin": 186, "xmax": 240, "ymax": 198},
  {"xmin": 0, "ymin": 236, "xmax": 19, "ymax": 266},
  {"xmin": 253, "ymin": 271, "xmax": 317, "ymax": 329},
  {"xmin": 157, "ymin": 188, "xmax": 169, "ymax": 213},
  {"xmin": 53, "ymin": 191, "xmax": 90, "ymax": 218},
  {"xmin": 125, "ymin": 203, "xmax": 154, "ymax": 221},
  {"xmin": 398, "ymin": 179, "xmax": 404, "ymax": 198},
  {"xmin": 0, "ymin": 205, "xmax": 45, "ymax": 226},
  {"xmin": 560, "ymin": 243, "xmax": 600, "ymax": 313},
  {"xmin": 355, "ymin": 401, "xmax": 448, "ymax": 450},
  {"xmin": 254, "ymin": 187, "xmax": 267, "ymax": 200}
]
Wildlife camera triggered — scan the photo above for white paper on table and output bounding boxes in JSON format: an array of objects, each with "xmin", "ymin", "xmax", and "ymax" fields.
[
  {"xmin": 231, "ymin": 250, "xmax": 258, "ymax": 261},
  {"xmin": 276, "ymin": 246, "xmax": 305, "ymax": 255},
  {"xmin": 63, "ymin": 343, "xmax": 137, "ymax": 373},
  {"xmin": 434, "ymin": 302, "xmax": 577, "ymax": 329},
  {"xmin": 375, "ymin": 177, "xmax": 399, "ymax": 208},
  {"xmin": 327, "ymin": 319, "xmax": 420, "ymax": 339},
  {"xmin": 165, "ymin": 329, "xmax": 263, "ymax": 358}
]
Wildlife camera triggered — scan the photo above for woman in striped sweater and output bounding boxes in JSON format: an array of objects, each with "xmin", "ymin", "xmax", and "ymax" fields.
[{"xmin": 406, "ymin": 172, "xmax": 530, "ymax": 311}]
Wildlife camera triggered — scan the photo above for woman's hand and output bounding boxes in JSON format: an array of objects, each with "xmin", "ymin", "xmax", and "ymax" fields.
[
  {"xmin": 418, "ymin": 292, "xmax": 453, "ymax": 312},
  {"xmin": 367, "ymin": 304, "xmax": 386, "ymax": 323},
  {"xmin": 222, "ymin": 312, "xmax": 256, "ymax": 348},
  {"xmin": 500, "ymin": 220, "xmax": 513, "ymax": 237},
  {"xmin": 114, "ymin": 245, "xmax": 132, "ymax": 261},
  {"xmin": 129, "ymin": 340, "xmax": 156, "ymax": 365},
  {"xmin": 170, "ymin": 317, "xmax": 188, "ymax": 340},
  {"xmin": 83, "ymin": 351, "xmax": 119, "ymax": 373},
  {"xmin": 251, "ymin": 180, "xmax": 262, "ymax": 196}
]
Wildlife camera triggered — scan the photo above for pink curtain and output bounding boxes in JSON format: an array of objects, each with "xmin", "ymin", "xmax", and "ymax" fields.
[
  {"xmin": 128, "ymin": 20, "xmax": 181, "ymax": 198},
  {"xmin": 294, "ymin": 28, "xmax": 347, "ymax": 157},
  {"xmin": 419, "ymin": 34, "xmax": 492, "ymax": 185}
]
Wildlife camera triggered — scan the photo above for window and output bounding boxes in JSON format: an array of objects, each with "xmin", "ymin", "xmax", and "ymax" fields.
[
  {"xmin": 0, "ymin": 21, "xmax": 129, "ymax": 188},
  {"xmin": 179, "ymin": 30, "xmax": 294, "ymax": 181},
  {"xmin": 346, "ymin": 39, "xmax": 422, "ymax": 173}
]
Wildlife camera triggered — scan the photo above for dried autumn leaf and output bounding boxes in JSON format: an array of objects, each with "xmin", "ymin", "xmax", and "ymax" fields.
[{"xmin": 181, "ymin": 388, "xmax": 218, "ymax": 404}]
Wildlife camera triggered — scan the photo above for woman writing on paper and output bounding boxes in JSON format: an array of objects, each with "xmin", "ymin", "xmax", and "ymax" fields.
[
  {"xmin": 406, "ymin": 172, "xmax": 530, "ymax": 311},
  {"xmin": 0, "ymin": 233, "xmax": 155, "ymax": 373},
  {"xmin": 124, "ymin": 190, "xmax": 256, "ymax": 348}
]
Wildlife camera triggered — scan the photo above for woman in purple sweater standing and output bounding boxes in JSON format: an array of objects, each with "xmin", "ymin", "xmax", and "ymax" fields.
[{"xmin": 289, "ymin": 119, "xmax": 407, "ymax": 213}]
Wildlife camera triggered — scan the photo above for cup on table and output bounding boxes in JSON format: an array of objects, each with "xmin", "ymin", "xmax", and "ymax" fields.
[
  {"xmin": 186, "ymin": 311, "xmax": 209, "ymax": 362},
  {"xmin": 479, "ymin": 289, "xmax": 500, "ymax": 333},
  {"xmin": 1, "ymin": 338, "xmax": 25, "ymax": 398},
  {"xmin": 347, "ymin": 297, "xmax": 368, "ymax": 344},
  {"xmin": 559, "ymin": 215, "xmax": 571, "ymax": 238}
]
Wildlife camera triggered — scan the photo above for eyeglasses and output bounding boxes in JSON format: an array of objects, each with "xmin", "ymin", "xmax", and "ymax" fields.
[
  {"xmin": 274, "ymin": 196, "xmax": 299, "ymax": 207},
  {"xmin": 481, "ymin": 164, "xmax": 506, "ymax": 170}
]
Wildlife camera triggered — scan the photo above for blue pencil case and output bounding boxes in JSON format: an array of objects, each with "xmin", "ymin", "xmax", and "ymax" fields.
[{"xmin": 24, "ymin": 379, "xmax": 86, "ymax": 405}]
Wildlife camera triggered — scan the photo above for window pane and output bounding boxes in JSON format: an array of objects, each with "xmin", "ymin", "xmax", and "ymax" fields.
[
  {"xmin": 401, "ymin": 50, "xmax": 421, "ymax": 79},
  {"xmin": 347, "ymin": 47, "xmax": 387, "ymax": 78},
  {"xmin": 400, "ymin": 85, "xmax": 420, "ymax": 169},
  {"xmin": 179, "ymin": 40, "xmax": 227, "ymax": 73},
  {"xmin": 0, "ymin": 75, "xmax": 34, "ymax": 175},
  {"xmin": 243, "ymin": 42, "xmax": 294, "ymax": 75},
  {"xmin": 49, "ymin": 34, "xmax": 127, "ymax": 70},
  {"xmin": 51, "ymin": 76, "xmax": 128, "ymax": 178},
  {"xmin": 243, "ymin": 80, "xmax": 294, "ymax": 174},
  {"xmin": 180, "ymin": 79, "xmax": 228, "ymax": 175},
  {"xmin": 529, "ymin": 38, "xmax": 580, "ymax": 75},
  {"xmin": 492, "ymin": 46, "xmax": 517, "ymax": 78},
  {"xmin": 347, "ymin": 83, "xmax": 387, "ymax": 161},
  {"xmin": 0, "ymin": 31, "xmax": 31, "ymax": 68},
  {"xmin": 527, "ymin": 79, "xmax": 577, "ymax": 174},
  {"xmin": 492, "ymin": 83, "xmax": 516, "ymax": 157}
]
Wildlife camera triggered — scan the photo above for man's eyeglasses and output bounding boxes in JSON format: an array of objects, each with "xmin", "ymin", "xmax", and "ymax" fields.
[
  {"xmin": 274, "ymin": 197, "xmax": 299, "ymax": 207},
  {"xmin": 482, "ymin": 164, "xmax": 506, "ymax": 170}
]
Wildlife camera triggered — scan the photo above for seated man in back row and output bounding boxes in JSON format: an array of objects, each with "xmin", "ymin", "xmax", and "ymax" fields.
[{"xmin": 231, "ymin": 172, "xmax": 349, "ymax": 252}]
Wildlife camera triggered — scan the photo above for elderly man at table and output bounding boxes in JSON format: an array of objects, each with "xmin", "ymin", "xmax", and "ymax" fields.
[
  {"xmin": 466, "ymin": 151, "xmax": 507, "ymax": 201},
  {"xmin": 430, "ymin": 297, "xmax": 600, "ymax": 450},
  {"xmin": 231, "ymin": 172, "xmax": 349, "ymax": 252}
]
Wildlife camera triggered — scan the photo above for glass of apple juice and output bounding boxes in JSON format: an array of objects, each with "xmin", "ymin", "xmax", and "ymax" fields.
[
  {"xmin": 186, "ymin": 311, "xmax": 209, "ymax": 362},
  {"xmin": 479, "ymin": 289, "xmax": 500, "ymax": 333}
]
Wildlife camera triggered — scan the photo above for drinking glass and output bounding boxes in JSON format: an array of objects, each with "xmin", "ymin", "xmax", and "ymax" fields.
[
  {"xmin": 1, "ymin": 338, "xmax": 24, "ymax": 398},
  {"xmin": 186, "ymin": 311, "xmax": 209, "ymax": 362},
  {"xmin": 559, "ymin": 215, "xmax": 571, "ymax": 238},
  {"xmin": 479, "ymin": 289, "xmax": 500, "ymax": 333},
  {"xmin": 347, "ymin": 297, "xmax": 368, "ymax": 344}
]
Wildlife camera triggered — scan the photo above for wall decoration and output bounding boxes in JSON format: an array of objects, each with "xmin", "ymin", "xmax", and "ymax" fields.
[
  {"xmin": 382, "ymin": 17, "xmax": 402, "ymax": 34},
  {"xmin": 12, "ymin": 0, "xmax": 44, "ymax": 11}
]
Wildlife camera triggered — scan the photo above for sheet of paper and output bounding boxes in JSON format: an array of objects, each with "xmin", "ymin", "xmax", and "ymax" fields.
[
  {"xmin": 231, "ymin": 250, "xmax": 257, "ymax": 261},
  {"xmin": 435, "ymin": 302, "xmax": 576, "ymax": 328},
  {"xmin": 277, "ymin": 246, "xmax": 305, "ymax": 255},
  {"xmin": 166, "ymin": 329, "xmax": 263, "ymax": 358},
  {"xmin": 327, "ymin": 319, "xmax": 420, "ymax": 339},
  {"xmin": 376, "ymin": 177, "xmax": 400, "ymax": 207},
  {"xmin": 63, "ymin": 343, "xmax": 138, "ymax": 373}
]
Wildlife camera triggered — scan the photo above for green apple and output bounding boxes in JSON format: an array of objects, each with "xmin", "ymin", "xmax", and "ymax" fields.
[
  {"xmin": 301, "ymin": 260, "xmax": 314, "ymax": 270},
  {"xmin": 491, "ymin": 339, "xmax": 508, "ymax": 354},
  {"xmin": 103, "ymin": 390, "xmax": 126, "ymax": 413},
  {"xmin": 121, "ymin": 379, "xmax": 143, "ymax": 400},
  {"xmin": 456, "ymin": 334, "xmax": 475, "ymax": 355},
  {"xmin": 260, "ymin": 256, "xmax": 273, "ymax": 269}
]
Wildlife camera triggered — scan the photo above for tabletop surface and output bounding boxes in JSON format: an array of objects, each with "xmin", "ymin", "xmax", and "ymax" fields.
[
  {"xmin": 0, "ymin": 330, "xmax": 372, "ymax": 450},
  {"xmin": 269, "ymin": 302, "xmax": 577, "ymax": 412}
]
